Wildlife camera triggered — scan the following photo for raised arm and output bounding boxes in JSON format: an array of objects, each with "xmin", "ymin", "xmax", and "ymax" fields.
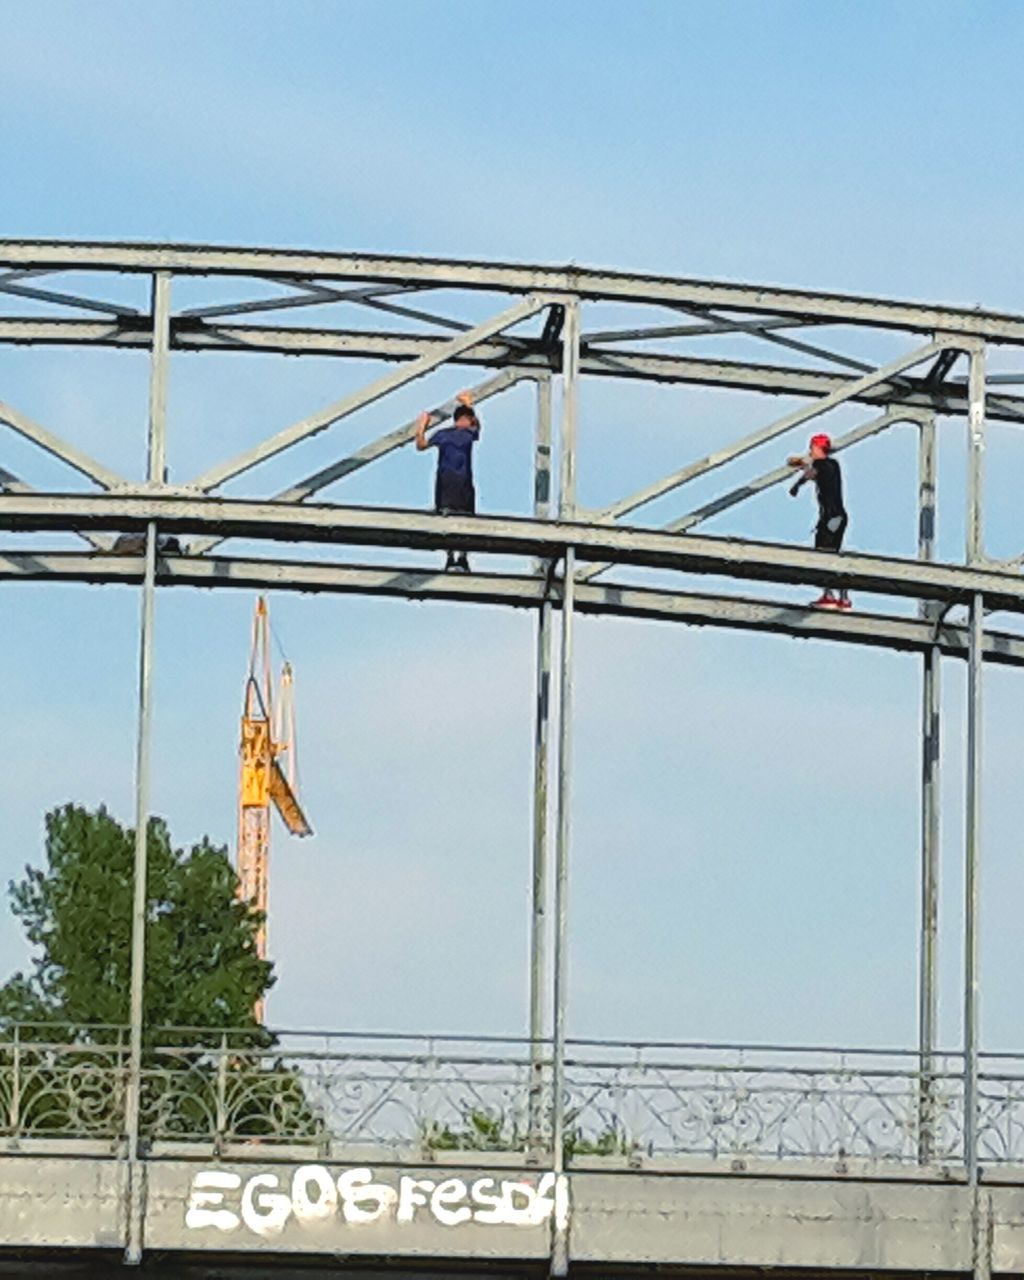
[
  {"xmin": 786, "ymin": 454, "xmax": 815, "ymax": 497},
  {"xmin": 415, "ymin": 411, "xmax": 433, "ymax": 451}
]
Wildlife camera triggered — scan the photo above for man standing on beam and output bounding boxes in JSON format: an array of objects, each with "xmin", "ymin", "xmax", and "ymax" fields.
[
  {"xmin": 787, "ymin": 432, "xmax": 851, "ymax": 609},
  {"xmin": 417, "ymin": 390, "xmax": 481, "ymax": 573}
]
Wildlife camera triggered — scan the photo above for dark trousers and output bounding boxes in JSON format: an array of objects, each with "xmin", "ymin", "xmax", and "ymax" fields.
[
  {"xmin": 435, "ymin": 471, "xmax": 475, "ymax": 568},
  {"xmin": 815, "ymin": 513, "xmax": 848, "ymax": 552},
  {"xmin": 435, "ymin": 471, "xmax": 476, "ymax": 515}
]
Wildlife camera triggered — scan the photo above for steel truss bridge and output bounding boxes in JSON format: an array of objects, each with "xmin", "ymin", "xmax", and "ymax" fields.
[{"xmin": 2, "ymin": 241, "xmax": 1024, "ymax": 1276}]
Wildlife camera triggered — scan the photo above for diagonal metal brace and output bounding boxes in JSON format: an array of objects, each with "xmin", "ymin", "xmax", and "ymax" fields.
[
  {"xmin": 188, "ymin": 294, "xmax": 548, "ymax": 493},
  {"xmin": 0, "ymin": 396, "xmax": 125, "ymax": 490},
  {"xmin": 589, "ymin": 339, "xmax": 954, "ymax": 526}
]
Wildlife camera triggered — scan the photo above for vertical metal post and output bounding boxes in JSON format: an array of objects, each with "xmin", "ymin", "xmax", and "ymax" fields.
[
  {"xmin": 550, "ymin": 303, "xmax": 579, "ymax": 1277},
  {"xmin": 964, "ymin": 591, "xmax": 984, "ymax": 1186},
  {"xmin": 124, "ymin": 273, "xmax": 171, "ymax": 1266},
  {"xmin": 917, "ymin": 415, "xmax": 940, "ymax": 1164},
  {"xmin": 146, "ymin": 273, "xmax": 172, "ymax": 486},
  {"xmin": 963, "ymin": 343, "xmax": 989, "ymax": 1279},
  {"xmin": 550, "ymin": 548, "xmax": 575, "ymax": 1278},
  {"xmin": 9, "ymin": 1025, "xmax": 20, "ymax": 1137},
  {"xmin": 559, "ymin": 299, "xmax": 580, "ymax": 520},
  {"xmin": 215, "ymin": 1031, "xmax": 229, "ymax": 1153},
  {"xmin": 967, "ymin": 343, "xmax": 986, "ymax": 564},
  {"xmin": 965, "ymin": 591, "xmax": 988, "ymax": 1280},
  {"xmin": 534, "ymin": 373, "xmax": 553, "ymax": 526},
  {"xmin": 529, "ymin": 375, "xmax": 553, "ymax": 1152}
]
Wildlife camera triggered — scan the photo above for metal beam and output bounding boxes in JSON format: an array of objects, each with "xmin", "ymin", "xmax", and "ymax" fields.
[
  {"xmin": 7, "ymin": 494, "xmax": 1024, "ymax": 609},
  {"xmin": 551, "ymin": 547, "xmax": 575, "ymax": 1277},
  {"xmin": 917, "ymin": 416, "xmax": 940, "ymax": 1166},
  {"xmin": 5, "ymin": 551, "xmax": 1024, "ymax": 664},
  {"xmin": 5, "ymin": 241, "xmax": 1024, "ymax": 340},
  {"xmin": 125, "ymin": 272, "xmax": 170, "ymax": 1265},
  {"xmin": 146, "ymin": 275, "xmax": 171, "ymax": 484},
  {"xmin": 529, "ymin": 376, "xmax": 553, "ymax": 1153},
  {"xmin": 590, "ymin": 340, "xmax": 953, "ymax": 525},
  {"xmin": 188, "ymin": 295, "xmax": 546, "ymax": 492},
  {"xmin": 560, "ymin": 301, "xmax": 580, "ymax": 518},
  {"xmin": 967, "ymin": 345, "xmax": 986, "ymax": 563},
  {"xmin": 670, "ymin": 301, "xmax": 875, "ymax": 374},
  {"xmin": 581, "ymin": 316, "xmax": 828, "ymax": 344},
  {"xmin": 5, "ymin": 317, "xmax": 1024, "ymax": 424},
  {"xmin": 124, "ymin": 523, "xmax": 156, "ymax": 1268},
  {"xmin": 0, "ymin": 397, "xmax": 125, "ymax": 490},
  {"xmin": 964, "ymin": 593, "xmax": 984, "ymax": 1194},
  {"xmin": 177, "ymin": 281, "xmax": 419, "ymax": 321},
  {"xmin": 0, "ymin": 279, "xmax": 141, "ymax": 318},
  {"xmin": 0, "ymin": 463, "xmax": 110, "ymax": 551}
]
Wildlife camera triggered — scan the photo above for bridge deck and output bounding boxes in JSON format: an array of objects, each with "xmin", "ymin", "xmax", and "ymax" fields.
[{"xmin": 0, "ymin": 1149, "xmax": 1017, "ymax": 1275}]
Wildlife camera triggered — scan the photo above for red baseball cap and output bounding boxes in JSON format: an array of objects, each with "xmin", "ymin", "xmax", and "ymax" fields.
[{"xmin": 809, "ymin": 433, "xmax": 832, "ymax": 452}]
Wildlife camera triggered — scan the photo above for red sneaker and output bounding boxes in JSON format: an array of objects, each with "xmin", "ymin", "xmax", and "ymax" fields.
[
  {"xmin": 836, "ymin": 597, "xmax": 853, "ymax": 610},
  {"xmin": 811, "ymin": 593, "xmax": 838, "ymax": 608}
]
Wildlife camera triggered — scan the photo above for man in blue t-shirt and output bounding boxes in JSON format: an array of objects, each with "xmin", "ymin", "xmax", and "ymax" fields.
[{"xmin": 416, "ymin": 391, "xmax": 480, "ymax": 572}]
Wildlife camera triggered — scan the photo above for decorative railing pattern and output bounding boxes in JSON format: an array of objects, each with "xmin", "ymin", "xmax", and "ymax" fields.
[{"xmin": 2, "ymin": 1026, "xmax": 1023, "ymax": 1167}]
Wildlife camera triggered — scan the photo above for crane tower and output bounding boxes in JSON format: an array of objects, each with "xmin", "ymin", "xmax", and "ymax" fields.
[{"xmin": 238, "ymin": 597, "xmax": 312, "ymax": 976}]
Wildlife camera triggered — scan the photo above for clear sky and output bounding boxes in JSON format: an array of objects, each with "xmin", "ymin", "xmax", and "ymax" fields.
[{"xmin": 2, "ymin": 0, "xmax": 1024, "ymax": 1054}]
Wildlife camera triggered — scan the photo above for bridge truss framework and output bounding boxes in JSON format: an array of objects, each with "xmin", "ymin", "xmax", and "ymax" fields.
[{"xmin": 1, "ymin": 241, "xmax": 1024, "ymax": 1273}]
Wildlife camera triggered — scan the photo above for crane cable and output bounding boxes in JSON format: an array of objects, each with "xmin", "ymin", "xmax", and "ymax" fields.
[{"xmin": 266, "ymin": 599, "xmax": 304, "ymax": 798}]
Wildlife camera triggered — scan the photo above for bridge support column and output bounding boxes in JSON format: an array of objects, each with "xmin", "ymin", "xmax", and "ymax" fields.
[
  {"xmin": 965, "ymin": 590, "xmax": 986, "ymax": 1277},
  {"xmin": 917, "ymin": 415, "xmax": 940, "ymax": 1165},
  {"xmin": 550, "ymin": 546, "xmax": 575, "ymax": 1278},
  {"xmin": 967, "ymin": 342, "xmax": 986, "ymax": 565},
  {"xmin": 124, "ymin": 271, "xmax": 171, "ymax": 1266},
  {"xmin": 963, "ymin": 343, "xmax": 987, "ymax": 1280},
  {"xmin": 529, "ymin": 374, "xmax": 553, "ymax": 1152},
  {"xmin": 550, "ymin": 302, "xmax": 579, "ymax": 1277}
]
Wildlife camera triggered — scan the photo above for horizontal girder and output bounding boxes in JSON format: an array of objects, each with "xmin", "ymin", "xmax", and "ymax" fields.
[
  {"xmin": 2, "ymin": 495, "xmax": 1024, "ymax": 610},
  {"xmin": 1, "ymin": 318, "xmax": 1021, "ymax": 420},
  {"xmin": 2, "ymin": 549, "xmax": 1024, "ymax": 666},
  {"xmin": 6, "ymin": 491, "xmax": 1024, "ymax": 606},
  {"xmin": 2, "ymin": 239, "xmax": 1024, "ymax": 341}
]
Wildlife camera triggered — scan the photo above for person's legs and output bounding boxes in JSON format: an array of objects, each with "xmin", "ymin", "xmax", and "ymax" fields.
[
  {"xmin": 813, "ymin": 515, "xmax": 850, "ymax": 607},
  {"xmin": 832, "ymin": 517, "xmax": 851, "ymax": 607},
  {"xmin": 446, "ymin": 480, "xmax": 475, "ymax": 571},
  {"xmin": 436, "ymin": 470, "xmax": 470, "ymax": 570},
  {"xmin": 811, "ymin": 519, "xmax": 837, "ymax": 606}
]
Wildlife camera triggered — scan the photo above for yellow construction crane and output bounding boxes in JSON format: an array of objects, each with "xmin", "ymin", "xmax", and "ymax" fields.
[{"xmin": 238, "ymin": 597, "xmax": 312, "ymax": 994}]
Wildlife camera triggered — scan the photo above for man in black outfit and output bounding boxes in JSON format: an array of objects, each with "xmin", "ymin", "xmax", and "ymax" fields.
[
  {"xmin": 416, "ymin": 390, "xmax": 480, "ymax": 572},
  {"xmin": 787, "ymin": 432, "xmax": 850, "ymax": 609}
]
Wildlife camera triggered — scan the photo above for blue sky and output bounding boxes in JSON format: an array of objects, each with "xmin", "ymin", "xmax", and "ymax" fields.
[{"xmin": 2, "ymin": 0, "xmax": 1024, "ymax": 1054}]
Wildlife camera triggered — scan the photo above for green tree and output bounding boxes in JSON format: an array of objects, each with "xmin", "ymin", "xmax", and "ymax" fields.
[
  {"xmin": 0, "ymin": 803, "xmax": 271, "ymax": 1030},
  {"xmin": 0, "ymin": 804, "xmax": 322, "ymax": 1144},
  {"xmin": 422, "ymin": 1105, "xmax": 638, "ymax": 1161}
]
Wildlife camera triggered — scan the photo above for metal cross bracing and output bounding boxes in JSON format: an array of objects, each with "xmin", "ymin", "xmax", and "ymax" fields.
[{"xmin": 2, "ymin": 242, "xmax": 1024, "ymax": 1272}]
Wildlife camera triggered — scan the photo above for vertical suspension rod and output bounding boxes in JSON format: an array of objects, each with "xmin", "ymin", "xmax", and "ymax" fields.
[
  {"xmin": 965, "ymin": 592, "xmax": 986, "ymax": 1280},
  {"xmin": 917, "ymin": 415, "xmax": 940, "ymax": 1164},
  {"xmin": 550, "ymin": 300, "xmax": 579, "ymax": 1279},
  {"xmin": 125, "ymin": 271, "xmax": 171, "ymax": 1266},
  {"xmin": 966, "ymin": 343, "xmax": 986, "ymax": 564},
  {"xmin": 529, "ymin": 374, "xmax": 553, "ymax": 1151}
]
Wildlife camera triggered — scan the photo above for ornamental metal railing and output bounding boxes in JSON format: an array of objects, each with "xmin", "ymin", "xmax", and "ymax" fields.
[{"xmin": 4, "ymin": 1024, "xmax": 1024, "ymax": 1167}]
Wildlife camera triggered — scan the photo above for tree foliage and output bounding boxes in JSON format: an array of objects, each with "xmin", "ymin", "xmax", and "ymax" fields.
[
  {"xmin": 0, "ymin": 804, "xmax": 322, "ymax": 1144},
  {"xmin": 0, "ymin": 803, "xmax": 272, "ymax": 1032},
  {"xmin": 422, "ymin": 1105, "xmax": 638, "ymax": 1160}
]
